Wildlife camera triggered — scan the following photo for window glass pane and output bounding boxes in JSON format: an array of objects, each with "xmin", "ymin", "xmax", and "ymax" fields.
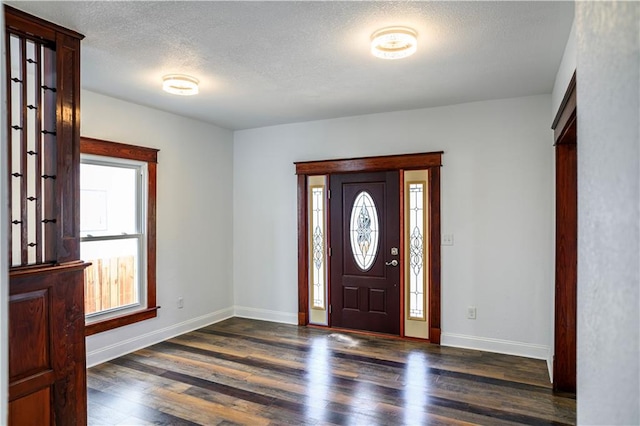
[
  {"xmin": 408, "ymin": 183, "xmax": 425, "ymax": 319},
  {"xmin": 82, "ymin": 238, "xmax": 140, "ymax": 316},
  {"xmin": 349, "ymin": 191, "xmax": 379, "ymax": 271},
  {"xmin": 311, "ymin": 186, "xmax": 325, "ymax": 309},
  {"xmin": 81, "ymin": 163, "xmax": 138, "ymax": 236}
]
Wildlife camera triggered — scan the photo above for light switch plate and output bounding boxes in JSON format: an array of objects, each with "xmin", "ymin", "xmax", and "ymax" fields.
[
  {"xmin": 442, "ymin": 234, "xmax": 454, "ymax": 246},
  {"xmin": 467, "ymin": 306, "xmax": 477, "ymax": 319}
]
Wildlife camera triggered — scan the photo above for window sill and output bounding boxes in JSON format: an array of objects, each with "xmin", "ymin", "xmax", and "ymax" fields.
[{"xmin": 85, "ymin": 306, "xmax": 159, "ymax": 336}]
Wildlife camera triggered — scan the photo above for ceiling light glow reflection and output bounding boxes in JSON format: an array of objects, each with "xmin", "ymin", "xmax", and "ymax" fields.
[
  {"xmin": 370, "ymin": 26, "xmax": 418, "ymax": 60},
  {"xmin": 162, "ymin": 74, "xmax": 199, "ymax": 96}
]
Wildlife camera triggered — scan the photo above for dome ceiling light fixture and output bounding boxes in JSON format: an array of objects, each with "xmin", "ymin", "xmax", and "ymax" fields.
[
  {"xmin": 370, "ymin": 26, "xmax": 418, "ymax": 60},
  {"xmin": 162, "ymin": 74, "xmax": 199, "ymax": 96}
]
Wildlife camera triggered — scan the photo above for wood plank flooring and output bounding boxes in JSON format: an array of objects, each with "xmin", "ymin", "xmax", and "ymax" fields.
[{"xmin": 87, "ymin": 318, "xmax": 576, "ymax": 425}]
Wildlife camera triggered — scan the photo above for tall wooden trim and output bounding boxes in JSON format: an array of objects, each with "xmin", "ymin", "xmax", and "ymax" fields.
[
  {"xmin": 295, "ymin": 152, "xmax": 442, "ymax": 342},
  {"xmin": 551, "ymin": 71, "xmax": 577, "ymax": 393},
  {"xmin": 56, "ymin": 30, "xmax": 83, "ymax": 263},
  {"xmin": 429, "ymin": 167, "xmax": 442, "ymax": 343},
  {"xmin": 297, "ymin": 174, "xmax": 308, "ymax": 325},
  {"xmin": 398, "ymin": 170, "xmax": 405, "ymax": 336}
]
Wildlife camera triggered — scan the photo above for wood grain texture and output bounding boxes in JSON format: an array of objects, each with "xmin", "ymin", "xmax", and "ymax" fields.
[
  {"xmin": 5, "ymin": 7, "xmax": 89, "ymax": 425},
  {"xmin": 552, "ymin": 75, "xmax": 577, "ymax": 393},
  {"xmin": 8, "ymin": 289, "xmax": 50, "ymax": 380},
  {"xmin": 4, "ymin": 5, "xmax": 84, "ymax": 40},
  {"xmin": 329, "ymin": 171, "xmax": 400, "ymax": 334},
  {"xmin": 554, "ymin": 138, "xmax": 577, "ymax": 393},
  {"xmin": 147, "ymin": 161, "xmax": 158, "ymax": 314},
  {"xmin": 80, "ymin": 137, "xmax": 159, "ymax": 163},
  {"xmin": 429, "ymin": 166, "xmax": 441, "ymax": 343},
  {"xmin": 55, "ymin": 30, "xmax": 82, "ymax": 263},
  {"xmin": 81, "ymin": 137, "xmax": 160, "ymax": 336},
  {"xmin": 9, "ymin": 387, "xmax": 51, "ymax": 426},
  {"xmin": 88, "ymin": 318, "xmax": 575, "ymax": 426},
  {"xmin": 552, "ymin": 71, "xmax": 576, "ymax": 139},
  {"xmin": 9, "ymin": 262, "xmax": 90, "ymax": 425},
  {"xmin": 297, "ymin": 174, "xmax": 308, "ymax": 325},
  {"xmin": 295, "ymin": 152, "xmax": 443, "ymax": 175},
  {"xmin": 5, "ymin": 17, "xmax": 13, "ymax": 265}
]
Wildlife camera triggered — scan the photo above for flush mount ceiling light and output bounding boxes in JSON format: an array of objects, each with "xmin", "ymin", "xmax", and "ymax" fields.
[
  {"xmin": 370, "ymin": 26, "xmax": 418, "ymax": 60},
  {"xmin": 162, "ymin": 74, "xmax": 199, "ymax": 96}
]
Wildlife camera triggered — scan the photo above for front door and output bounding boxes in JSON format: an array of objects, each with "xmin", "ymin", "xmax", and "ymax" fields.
[{"xmin": 330, "ymin": 171, "xmax": 400, "ymax": 334}]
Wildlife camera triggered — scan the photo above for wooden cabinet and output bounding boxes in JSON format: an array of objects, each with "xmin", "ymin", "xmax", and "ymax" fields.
[
  {"xmin": 4, "ymin": 5, "xmax": 87, "ymax": 424},
  {"xmin": 9, "ymin": 263, "xmax": 89, "ymax": 425}
]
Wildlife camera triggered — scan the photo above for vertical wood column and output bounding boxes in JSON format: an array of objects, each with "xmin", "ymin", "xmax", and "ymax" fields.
[
  {"xmin": 297, "ymin": 174, "xmax": 308, "ymax": 326},
  {"xmin": 554, "ymin": 138, "xmax": 577, "ymax": 392},
  {"xmin": 429, "ymin": 166, "xmax": 441, "ymax": 344},
  {"xmin": 552, "ymin": 72, "xmax": 577, "ymax": 393},
  {"xmin": 54, "ymin": 31, "xmax": 82, "ymax": 263}
]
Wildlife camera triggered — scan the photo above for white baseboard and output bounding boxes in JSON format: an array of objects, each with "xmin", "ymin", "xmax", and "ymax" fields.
[
  {"xmin": 233, "ymin": 305, "xmax": 298, "ymax": 325},
  {"xmin": 441, "ymin": 332, "xmax": 551, "ymax": 361},
  {"xmin": 86, "ymin": 307, "xmax": 234, "ymax": 367}
]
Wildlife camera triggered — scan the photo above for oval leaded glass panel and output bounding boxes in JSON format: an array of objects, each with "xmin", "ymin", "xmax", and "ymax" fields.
[{"xmin": 349, "ymin": 191, "xmax": 380, "ymax": 271}]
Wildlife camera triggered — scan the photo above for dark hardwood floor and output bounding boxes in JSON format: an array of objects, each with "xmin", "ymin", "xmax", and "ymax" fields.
[{"xmin": 87, "ymin": 318, "xmax": 576, "ymax": 425}]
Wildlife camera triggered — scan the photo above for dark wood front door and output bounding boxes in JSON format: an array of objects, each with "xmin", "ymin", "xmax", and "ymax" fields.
[{"xmin": 330, "ymin": 171, "xmax": 400, "ymax": 334}]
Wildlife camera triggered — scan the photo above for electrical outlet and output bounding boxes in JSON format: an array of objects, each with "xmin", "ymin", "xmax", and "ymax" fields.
[
  {"xmin": 177, "ymin": 297, "xmax": 184, "ymax": 309},
  {"xmin": 442, "ymin": 234, "xmax": 454, "ymax": 246},
  {"xmin": 467, "ymin": 306, "xmax": 476, "ymax": 319}
]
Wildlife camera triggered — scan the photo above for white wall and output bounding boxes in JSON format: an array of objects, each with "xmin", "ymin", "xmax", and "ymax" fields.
[
  {"xmin": 81, "ymin": 91, "xmax": 235, "ymax": 366},
  {"xmin": 234, "ymin": 94, "xmax": 554, "ymax": 360},
  {"xmin": 576, "ymin": 2, "xmax": 640, "ymax": 424},
  {"xmin": 0, "ymin": 6, "xmax": 9, "ymax": 423}
]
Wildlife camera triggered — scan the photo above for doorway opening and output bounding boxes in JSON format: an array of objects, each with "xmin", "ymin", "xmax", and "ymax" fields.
[{"xmin": 295, "ymin": 152, "xmax": 442, "ymax": 342}]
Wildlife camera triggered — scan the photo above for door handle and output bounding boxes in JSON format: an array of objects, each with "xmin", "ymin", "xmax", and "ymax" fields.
[{"xmin": 385, "ymin": 260, "xmax": 399, "ymax": 267}]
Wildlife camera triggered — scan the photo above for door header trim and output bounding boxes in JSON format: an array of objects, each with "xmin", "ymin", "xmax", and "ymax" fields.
[
  {"xmin": 295, "ymin": 151, "xmax": 442, "ymax": 344},
  {"xmin": 295, "ymin": 151, "xmax": 443, "ymax": 175}
]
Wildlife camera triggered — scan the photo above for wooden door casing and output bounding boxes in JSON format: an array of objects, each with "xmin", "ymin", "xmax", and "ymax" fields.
[
  {"xmin": 295, "ymin": 152, "xmax": 442, "ymax": 343},
  {"xmin": 330, "ymin": 172, "xmax": 401, "ymax": 335},
  {"xmin": 552, "ymin": 72, "xmax": 577, "ymax": 393}
]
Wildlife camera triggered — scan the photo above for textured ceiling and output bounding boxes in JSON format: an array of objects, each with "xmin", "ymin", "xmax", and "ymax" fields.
[{"xmin": 5, "ymin": 1, "xmax": 574, "ymax": 130}]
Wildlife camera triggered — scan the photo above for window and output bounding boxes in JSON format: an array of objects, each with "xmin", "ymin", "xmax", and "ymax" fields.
[
  {"xmin": 307, "ymin": 175, "xmax": 328, "ymax": 325},
  {"xmin": 349, "ymin": 190, "xmax": 380, "ymax": 271},
  {"xmin": 80, "ymin": 137, "xmax": 159, "ymax": 335},
  {"xmin": 406, "ymin": 181, "xmax": 427, "ymax": 320},
  {"xmin": 310, "ymin": 185, "xmax": 326, "ymax": 310}
]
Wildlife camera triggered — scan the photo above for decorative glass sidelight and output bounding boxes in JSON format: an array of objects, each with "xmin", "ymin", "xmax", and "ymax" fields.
[
  {"xmin": 408, "ymin": 182, "xmax": 426, "ymax": 319},
  {"xmin": 310, "ymin": 185, "xmax": 326, "ymax": 309},
  {"xmin": 350, "ymin": 191, "xmax": 379, "ymax": 271}
]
